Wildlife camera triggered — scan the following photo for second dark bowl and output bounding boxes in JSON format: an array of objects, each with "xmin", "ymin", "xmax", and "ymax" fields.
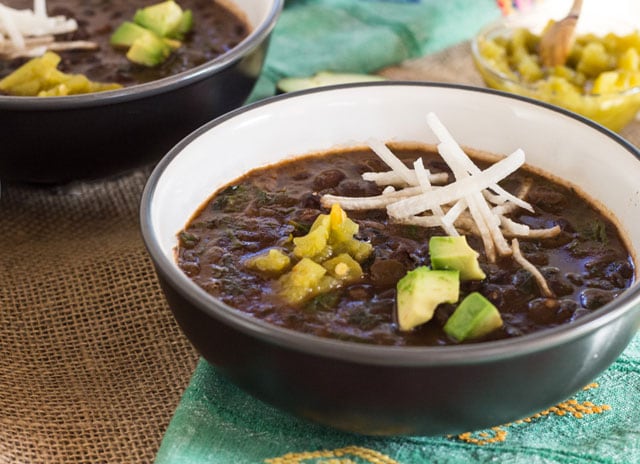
[{"xmin": 0, "ymin": 0, "xmax": 283, "ymax": 184}]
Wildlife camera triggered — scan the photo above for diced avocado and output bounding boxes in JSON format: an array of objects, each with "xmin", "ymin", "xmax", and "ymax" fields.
[
  {"xmin": 429, "ymin": 235, "xmax": 486, "ymax": 281},
  {"xmin": 277, "ymin": 71, "xmax": 386, "ymax": 93},
  {"xmin": 443, "ymin": 292, "xmax": 503, "ymax": 342},
  {"xmin": 163, "ymin": 37, "xmax": 182, "ymax": 50},
  {"xmin": 245, "ymin": 248, "xmax": 291, "ymax": 273},
  {"xmin": 110, "ymin": 21, "xmax": 156, "ymax": 48},
  {"xmin": 396, "ymin": 267, "xmax": 460, "ymax": 331},
  {"xmin": 173, "ymin": 9, "xmax": 193, "ymax": 40},
  {"xmin": 126, "ymin": 34, "xmax": 172, "ymax": 67},
  {"xmin": 134, "ymin": 0, "xmax": 185, "ymax": 38},
  {"xmin": 111, "ymin": 22, "xmax": 181, "ymax": 51},
  {"xmin": 110, "ymin": 0, "xmax": 191, "ymax": 67}
]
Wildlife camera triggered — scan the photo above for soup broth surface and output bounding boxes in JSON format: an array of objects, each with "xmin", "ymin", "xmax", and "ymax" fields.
[
  {"xmin": 0, "ymin": 0, "xmax": 249, "ymax": 88},
  {"xmin": 177, "ymin": 146, "xmax": 635, "ymax": 346}
]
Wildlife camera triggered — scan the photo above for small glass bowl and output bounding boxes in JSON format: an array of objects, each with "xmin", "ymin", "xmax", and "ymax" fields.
[{"xmin": 471, "ymin": 13, "xmax": 640, "ymax": 132}]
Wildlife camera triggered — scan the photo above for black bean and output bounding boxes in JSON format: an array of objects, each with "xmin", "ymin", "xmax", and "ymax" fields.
[
  {"xmin": 528, "ymin": 298, "xmax": 560, "ymax": 324},
  {"xmin": 527, "ymin": 185, "xmax": 567, "ymax": 213},
  {"xmin": 541, "ymin": 267, "xmax": 575, "ymax": 297},
  {"xmin": 557, "ymin": 299, "xmax": 578, "ymax": 320},
  {"xmin": 580, "ymin": 288, "xmax": 615, "ymax": 310},
  {"xmin": 299, "ymin": 192, "xmax": 321, "ymax": 209},
  {"xmin": 511, "ymin": 269, "xmax": 536, "ymax": 293},
  {"xmin": 523, "ymin": 251, "xmax": 549, "ymax": 266},
  {"xmin": 583, "ymin": 250, "xmax": 619, "ymax": 276},
  {"xmin": 370, "ymin": 259, "xmax": 407, "ymax": 288},
  {"xmin": 585, "ymin": 279, "xmax": 616, "ymax": 290},
  {"xmin": 180, "ymin": 261, "xmax": 200, "ymax": 277},
  {"xmin": 565, "ymin": 272, "xmax": 584, "ymax": 286},
  {"xmin": 202, "ymin": 246, "xmax": 225, "ymax": 262},
  {"xmin": 291, "ymin": 170, "xmax": 311, "ymax": 181},
  {"xmin": 312, "ymin": 169, "xmax": 346, "ymax": 191},
  {"xmin": 483, "ymin": 284, "xmax": 506, "ymax": 307},
  {"xmin": 484, "ymin": 264, "xmax": 512, "ymax": 285},
  {"xmin": 434, "ymin": 304, "xmax": 456, "ymax": 326},
  {"xmin": 605, "ymin": 260, "xmax": 634, "ymax": 287}
]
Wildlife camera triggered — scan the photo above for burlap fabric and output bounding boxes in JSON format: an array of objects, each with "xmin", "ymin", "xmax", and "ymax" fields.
[
  {"xmin": 1, "ymin": 43, "xmax": 639, "ymax": 463},
  {"xmin": 0, "ymin": 169, "xmax": 199, "ymax": 463}
]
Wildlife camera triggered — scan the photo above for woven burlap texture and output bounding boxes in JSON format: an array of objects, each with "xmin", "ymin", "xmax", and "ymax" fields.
[
  {"xmin": 0, "ymin": 169, "xmax": 198, "ymax": 464},
  {"xmin": 1, "ymin": 43, "xmax": 639, "ymax": 464}
]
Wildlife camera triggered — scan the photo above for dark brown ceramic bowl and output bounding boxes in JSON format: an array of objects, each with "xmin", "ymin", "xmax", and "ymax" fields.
[
  {"xmin": 141, "ymin": 83, "xmax": 640, "ymax": 436},
  {"xmin": 0, "ymin": 0, "xmax": 283, "ymax": 184}
]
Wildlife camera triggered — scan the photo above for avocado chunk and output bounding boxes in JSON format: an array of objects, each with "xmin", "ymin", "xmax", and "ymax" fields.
[
  {"xmin": 110, "ymin": 21, "xmax": 156, "ymax": 48},
  {"xmin": 110, "ymin": 0, "xmax": 192, "ymax": 67},
  {"xmin": 126, "ymin": 33, "xmax": 172, "ymax": 67},
  {"xmin": 396, "ymin": 267, "xmax": 460, "ymax": 331},
  {"xmin": 174, "ymin": 9, "xmax": 193, "ymax": 40},
  {"xmin": 429, "ymin": 235, "xmax": 486, "ymax": 281},
  {"xmin": 277, "ymin": 71, "xmax": 386, "ymax": 93},
  {"xmin": 133, "ymin": 0, "xmax": 185, "ymax": 38},
  {"xmin": 443, "ymin": 292, "xmax": 503, "ymax": 342}
]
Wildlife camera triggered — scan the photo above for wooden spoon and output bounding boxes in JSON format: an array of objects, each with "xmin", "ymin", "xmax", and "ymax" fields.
[{"xmin": 538, "ymin": 0, "xmax": 584, "ymax": 67}]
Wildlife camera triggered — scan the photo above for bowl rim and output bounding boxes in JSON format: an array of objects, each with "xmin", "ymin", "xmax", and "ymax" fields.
[
  {"xmin": 140, "ymin": 81, "xmax": 640, "ymax": 367},
  {"xmin": 470, "ymin": 17, "xmax": 640, "ymax": 99},
  {"xmin": 0, "ymin": 0, "xmax": 284, "ymax": 109}
]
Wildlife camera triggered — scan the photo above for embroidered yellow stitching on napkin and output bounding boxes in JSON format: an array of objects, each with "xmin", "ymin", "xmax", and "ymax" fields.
[
  {"xmin": 455, "ymin": 383, "xmax": 611, "ymax": 446},
  {"xmin": 264, "ymin": 384, "xmax": 611, "ymax": 461},
  {"xmin": 264, "ymin": 445, "xmax": 399, "ymax": 464}
]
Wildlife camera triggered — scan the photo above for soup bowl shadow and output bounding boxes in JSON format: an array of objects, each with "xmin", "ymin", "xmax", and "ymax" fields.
[
  {"xmin": 0, "ymin": 0, "xmax": 283, "ymax": 184},
  {"xmin": 140, "ymin": 83, "xmax": 640, "ymax": 436}
]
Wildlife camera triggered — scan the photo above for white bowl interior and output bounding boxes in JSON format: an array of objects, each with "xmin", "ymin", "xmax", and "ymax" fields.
[
  {"xmin": 149, "ymin": 85, "xmax": 640, "ymax": 284},
  {"xmin": 231, "ymin": 0, "xmax": 276, "ymax": 30}
]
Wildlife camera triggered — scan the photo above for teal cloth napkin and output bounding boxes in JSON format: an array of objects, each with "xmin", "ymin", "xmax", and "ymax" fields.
[
  {"xmin": 248, "ymin": 0, "xmax": 500, "ymax": 101},
  {"xmin": 156, "ymin": 1, "xmax": 639, "ymax": 463},
  {"xmin": 156, "ymin": 335, "xmax": 640, "ymax": 463}
]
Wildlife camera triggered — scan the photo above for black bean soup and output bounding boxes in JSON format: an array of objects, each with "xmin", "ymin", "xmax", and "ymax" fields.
[
  {"xmin": 177, "ymin": 146, "xmax": 635, "ymax": 346},
  {"xmin": 0, "ymin": 0, "xmax": 249, "ymax": 89}
]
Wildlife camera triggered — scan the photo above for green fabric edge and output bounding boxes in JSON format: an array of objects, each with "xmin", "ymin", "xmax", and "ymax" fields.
[
  {"xmin": 247, "ymin": 0, "xmax": 500, "ymax": 101},
  {"xmin": 155, "ymin": 335, "xmax": 639, "ymax": 464}
]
